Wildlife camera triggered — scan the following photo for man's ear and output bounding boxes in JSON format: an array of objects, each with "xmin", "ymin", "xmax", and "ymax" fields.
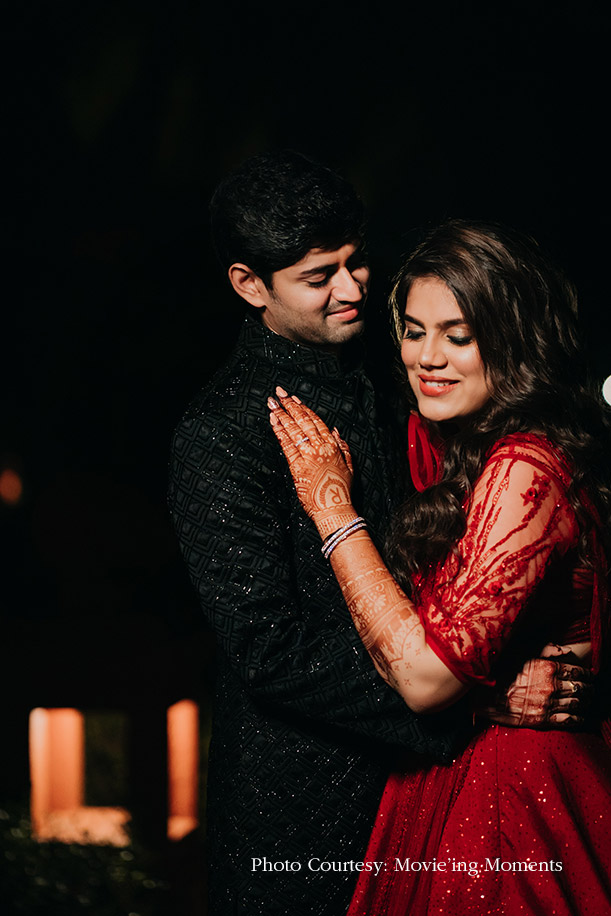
[{"xmin": 228, "ymin": 263, "xmax": 271, "ymax": 310}]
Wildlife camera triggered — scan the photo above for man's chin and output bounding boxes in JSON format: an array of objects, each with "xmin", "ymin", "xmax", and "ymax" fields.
[
  {"xmin": 334, "ymin": 316, "xmax": 365, "ymax": 341},
  {"xmin": 305, "ymin": 320, "xmax": 364, "ymax": 353}
]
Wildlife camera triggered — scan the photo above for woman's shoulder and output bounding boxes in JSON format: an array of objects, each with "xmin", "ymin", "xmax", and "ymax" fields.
[{"xmin": 484, "ymin": 431, "xmax": 572, "ymax": 488}]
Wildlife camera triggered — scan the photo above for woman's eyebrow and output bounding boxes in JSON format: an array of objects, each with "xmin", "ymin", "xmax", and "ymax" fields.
[{"xmin": 403, "ymin": 313, "xmax": 469, "ymax": 330}]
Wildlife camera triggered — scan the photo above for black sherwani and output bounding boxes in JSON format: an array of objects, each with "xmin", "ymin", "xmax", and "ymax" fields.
[{"xmin": 168, "ymin": 317, "xmax": 459, "ymax": 915}]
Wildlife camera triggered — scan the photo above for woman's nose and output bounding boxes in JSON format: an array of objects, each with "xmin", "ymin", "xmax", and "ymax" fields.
[{"xmin": 418, "ymin": 335, "xmax": 448, "ymax": 368}]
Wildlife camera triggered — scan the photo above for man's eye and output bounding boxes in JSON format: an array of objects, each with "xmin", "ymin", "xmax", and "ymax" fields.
[{"xmin": 307, "ymin": 278, "xmax": 328, "ymax": 288}]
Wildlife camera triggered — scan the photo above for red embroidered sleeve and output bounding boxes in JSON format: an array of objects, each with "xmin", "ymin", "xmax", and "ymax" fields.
[{"xmin": 418, "ymin": 436, "xmax": 580, "ymax": 686}]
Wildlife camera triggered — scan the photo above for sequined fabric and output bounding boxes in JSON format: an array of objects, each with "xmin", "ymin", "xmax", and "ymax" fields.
[
  {"xmin": 347, "ymin": 434, "xmax": 611, "ymax": 915},
  {"xmin": 168, "ymin": 317, "xmax": 462, "ymax": 916}
]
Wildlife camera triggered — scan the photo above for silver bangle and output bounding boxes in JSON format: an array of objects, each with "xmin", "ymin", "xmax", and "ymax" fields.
[{"xmin": 321, "ymin": 517, "xmax": 367, "ymax": 560}]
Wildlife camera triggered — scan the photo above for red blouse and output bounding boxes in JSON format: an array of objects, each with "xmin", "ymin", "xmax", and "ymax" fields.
[{"xmin": 408, "ymin": 426, "xmax": 607, "ymax": 686}]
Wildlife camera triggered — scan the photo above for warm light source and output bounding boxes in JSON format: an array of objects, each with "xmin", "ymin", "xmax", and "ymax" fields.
[
  {"xmin": 603, "ymin": 375, "xmax": 611, "ymax": 407},
  {"xmin": 29, "ymin": 703, "xmax": 200, "ymax": 845},
  {"xmin": 167, "ymin": 699, "xmax": 200, "ymax": 841},
  {"xmin": 0, "ymin": 468, "xmax": 23, "ymax": 505},
  {"xmin": 29, "ymin": 707, "xmax": 130, "ymax": 846}
]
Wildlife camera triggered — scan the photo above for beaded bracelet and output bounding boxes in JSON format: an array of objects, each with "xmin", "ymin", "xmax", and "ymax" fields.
[{"xmin": 321, "ymin": 517, "xmax": 367, "ymax": 560}]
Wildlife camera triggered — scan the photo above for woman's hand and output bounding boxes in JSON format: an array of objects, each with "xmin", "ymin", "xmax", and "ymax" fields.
[{"xmin": 268, "ymin": 387, "xmax": 357, "ymax": 539}]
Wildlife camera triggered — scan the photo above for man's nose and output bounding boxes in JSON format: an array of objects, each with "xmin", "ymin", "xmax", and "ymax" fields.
[{"xmin": 332, "ymin": 267, "xmax": 365, "ymax": 302}]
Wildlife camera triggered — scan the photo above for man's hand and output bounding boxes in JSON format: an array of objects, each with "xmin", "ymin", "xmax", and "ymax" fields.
[{"xmin": 475, "ymin": 644, "xmax": 593, "ymax": 728}]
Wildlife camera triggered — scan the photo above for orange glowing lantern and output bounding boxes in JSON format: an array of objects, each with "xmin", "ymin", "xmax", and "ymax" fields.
[
  {"xmin": 167, "ymin": 700, "xmax": 200, "ymax": 841},
  {"xmin": 29, "ymin": 701, "xmax": 200, "ymax": 845},
  {"xmin": 0, "ymin": 467, "xmax": 23, "ymax": 505}
]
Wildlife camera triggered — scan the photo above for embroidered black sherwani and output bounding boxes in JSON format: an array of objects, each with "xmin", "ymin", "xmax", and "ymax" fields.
[{"xmin": 168, "ymin": 317, "xmax": 459, "ymax": 915}]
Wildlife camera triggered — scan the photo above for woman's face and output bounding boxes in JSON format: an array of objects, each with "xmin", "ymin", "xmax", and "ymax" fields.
[{"xmin": 401, "ymin": 276, "xmax": 492, "ymax": 424}]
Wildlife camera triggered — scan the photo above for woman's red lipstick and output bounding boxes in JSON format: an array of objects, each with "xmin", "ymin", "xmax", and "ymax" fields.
[{"xmin": 418, "ymin": 375, "xmax": 459, "ymax": 397}]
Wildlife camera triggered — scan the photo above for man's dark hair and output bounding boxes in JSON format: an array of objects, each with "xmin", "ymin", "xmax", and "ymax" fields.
[{"xmin": 209, "ymin": 149, "xmax": 365, "ymax": 287}]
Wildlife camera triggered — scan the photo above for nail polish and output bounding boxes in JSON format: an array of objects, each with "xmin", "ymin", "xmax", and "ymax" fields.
[
  {"xmin": 276, "ymin": 386, "xmax": 288, "ymax": 397},
  {"xmin": 268, "ymin": 397, "xmax": 279, "ymax": 409}
]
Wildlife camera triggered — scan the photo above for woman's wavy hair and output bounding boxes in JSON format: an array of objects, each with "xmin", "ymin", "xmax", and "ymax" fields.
[{"xmin": 385, "ymin": 219, "xmax": 611, "ymax": 590}]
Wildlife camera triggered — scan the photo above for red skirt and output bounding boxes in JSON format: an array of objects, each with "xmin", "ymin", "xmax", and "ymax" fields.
[{"xmin": 347, "ymin": 725, "xmax": 611, "ymax": 916}]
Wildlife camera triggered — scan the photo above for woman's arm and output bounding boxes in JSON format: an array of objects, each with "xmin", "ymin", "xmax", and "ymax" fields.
[
  {"xmin": 268, "ymin": 392, "xmax": 465, "ymax": 712},
  {"xmin": 269, "ymin": 391, "xmax": 580, "ymax": 714},
  {"xmin": 321, "ymin": 525, "xmax": 468, "ymax": 713}
]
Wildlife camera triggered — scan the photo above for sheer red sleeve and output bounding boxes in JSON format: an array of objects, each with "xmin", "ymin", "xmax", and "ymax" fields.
[{"xmin": 418, "ymin": 435, "xmax": 582, "ymax": 686}]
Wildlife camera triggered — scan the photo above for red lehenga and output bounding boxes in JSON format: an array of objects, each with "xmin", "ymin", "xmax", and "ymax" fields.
[{"xmin": 348, "ymin": 432, "xmax": 611, "ymax": 916}]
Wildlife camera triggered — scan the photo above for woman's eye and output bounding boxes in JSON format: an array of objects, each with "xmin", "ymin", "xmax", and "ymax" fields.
[
  {"xmin": 403, "ymin": 329, "xmax": 424, "ymax": 340},
  {"xmin": 448, "ymin": 335, "xmax": 473, "ymax": 346}
]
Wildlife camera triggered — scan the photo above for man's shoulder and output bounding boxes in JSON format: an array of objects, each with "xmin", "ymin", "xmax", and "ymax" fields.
[
  {"xmin": 178, "ymin": 349, "xmax": 271, "ymax": 434},
  {"xmin": 170, "ymin": 343, "xmax": 279, "ymax": 479}
]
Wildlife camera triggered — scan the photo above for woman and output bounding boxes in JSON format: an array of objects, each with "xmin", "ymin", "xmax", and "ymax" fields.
[{"xmin": 268, "ymin": 220, "xmax": 611, "ymax": 915}]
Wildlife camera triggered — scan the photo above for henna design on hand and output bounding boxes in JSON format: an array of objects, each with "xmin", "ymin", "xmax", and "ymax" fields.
[
  {"xmin": 269, "ymin": 390, "xmax": 357, "ymax": 538},
  {"xmin": 339, "ymin": 564, "xmax": 427, "ymax": 695},
  {"xmin": 476, "ymin": 653, "xmax": 593, "ymax": 728}
]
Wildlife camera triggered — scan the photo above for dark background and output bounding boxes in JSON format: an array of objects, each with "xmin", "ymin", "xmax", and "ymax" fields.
[{"xmin": 2, "ymin": 1, "xmax": 609, "ymax": 913}]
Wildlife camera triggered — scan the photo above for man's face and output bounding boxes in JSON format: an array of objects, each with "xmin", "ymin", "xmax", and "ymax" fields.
[{"xmin": 258, "ymin": 242, "xmax": 370, "ymax": 350}]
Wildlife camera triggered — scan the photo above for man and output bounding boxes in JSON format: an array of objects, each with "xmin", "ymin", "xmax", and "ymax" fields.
[{"xmin": 168, "ymin": 150, "xmax": 583, "ymax": 915}]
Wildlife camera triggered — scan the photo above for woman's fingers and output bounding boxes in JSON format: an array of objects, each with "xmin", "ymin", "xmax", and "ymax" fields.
[
  {"xmin": 269, "ymin": 409, "xmax": 302, "ymax": 464},
  {"xmin": 548, "ymin": 713, "xmax": 583, "ymax": 727},
  {"xmin": 274, "ymin": 395, "xmax": 318, "ymax": 445},
  {"xmin": 554, "ymin": 668, "xmax": 593, "ymax": 700},
  {"xmin": 269, "ymin": 399, "xmax": 305, "ymax": 444},
  {"xmin": 268, "ymin": 397, "xmax": 313, "ymax": 455},
  {"xmin": 270, "ymin": 390, "xmax": 353, "ymax": 475},
  {"xmin": 275, "ymin": 388, "xmax": 334, "ymax": 444},
  {"xmin": 539, "ymin": 643, "xmax": 571, "ymax": 659},
  {"xmin": 296, "ymin": 399, "xmax": 335, "ymax": 441},
  {"xmin": 332, "ymin": 428, "xmax": 353, "ymax": 473},
  {"xmin": 551, "ymin": 696, "xmax": 582, "ymax": 711}
]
